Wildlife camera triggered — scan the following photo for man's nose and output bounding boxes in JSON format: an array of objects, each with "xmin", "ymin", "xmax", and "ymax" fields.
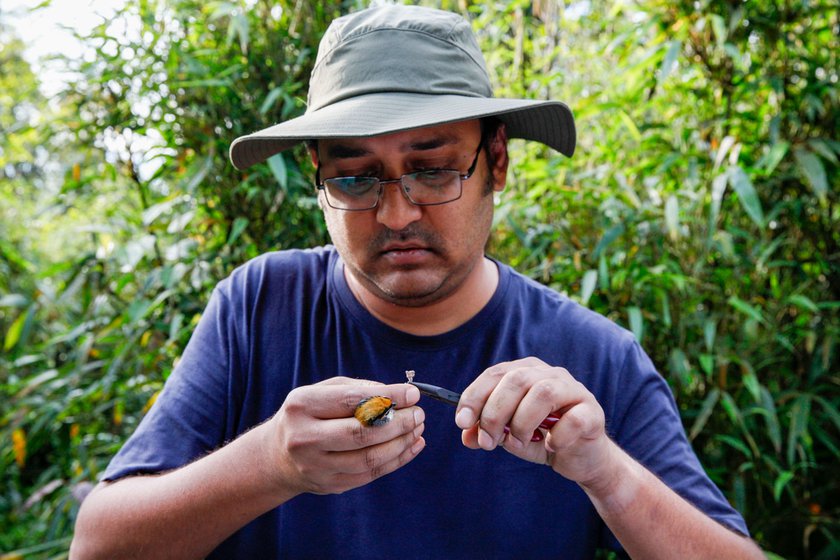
[{"xmin": 375, "ymin": 181, "xmax": 423, "ymax": 230}]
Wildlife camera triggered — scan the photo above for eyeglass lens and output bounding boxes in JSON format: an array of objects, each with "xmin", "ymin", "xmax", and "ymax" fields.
[{"xmin": 323, "ymin": 170, "xmax": 462, "ymax": 210}]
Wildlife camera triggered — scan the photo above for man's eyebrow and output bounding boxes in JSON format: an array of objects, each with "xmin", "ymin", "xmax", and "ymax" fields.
[
  {"xmin": 323, "ymin": 135, "xmax": 461, "ymax": 160},
  {"xmin": 324, "ymin": 144, "xmax": 372, "ymax": 159},
  {"xmin": 406, "ymin": 136, "xmax": 459, "ymax": 151}
]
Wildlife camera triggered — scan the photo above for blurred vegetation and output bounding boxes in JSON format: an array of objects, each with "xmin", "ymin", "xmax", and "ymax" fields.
[{"xmin": 1, "ymin": 0, "xmax": 837, "ymax": 558}]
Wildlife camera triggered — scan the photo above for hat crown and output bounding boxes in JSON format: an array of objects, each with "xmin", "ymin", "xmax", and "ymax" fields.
[{"xmin": 307, "ymin": 5, "xmax": 492, "ymax": 113}]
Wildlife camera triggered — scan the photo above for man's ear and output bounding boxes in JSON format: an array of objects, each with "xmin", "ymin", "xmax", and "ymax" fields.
[{"xmin": 490, "ymin": 123, "xmax": 509, "ymax": 192}]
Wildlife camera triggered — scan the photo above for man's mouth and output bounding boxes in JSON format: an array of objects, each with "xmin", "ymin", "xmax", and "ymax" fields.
[
  {"xmin": 378, "ymin": 242, "xmax": 435, "ymax": 264},
  {"xmin": 380, "ymin": 242, "xmax": 429, "ymax": 254}
]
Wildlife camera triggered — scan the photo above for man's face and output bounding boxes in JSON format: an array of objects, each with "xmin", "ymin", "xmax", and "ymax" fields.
[{"xmin": 312, "ymin": 119, "xmax": 506, "ymax": 308}]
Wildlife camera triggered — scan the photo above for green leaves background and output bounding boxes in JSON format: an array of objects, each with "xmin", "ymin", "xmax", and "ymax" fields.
[{"xmin": 1, "ymin": 1, "xmax": 837, "ymax": 558}]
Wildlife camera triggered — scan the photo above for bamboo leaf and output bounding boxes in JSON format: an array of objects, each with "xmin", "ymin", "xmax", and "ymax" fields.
[
  {"xmin": 4, "ymin": 305, "xmax": 34, "ymax": 352},
  {"xmin": 668, "ymin": 348, "xmax": 691, "ymax": 387},
  {"xmin": 728, "ymin": 296, "xmax": 766, "ymax": 325},
  {"xmin": 793, "ymin": 147, "xmax": 828, "ymax": 201},
  {"xmin": 773, "ymin": 471, "xmax": 794, "ymax": 502},
  {"xmin": 259, "ymin": 87, "xmax": 285, "ymax": 115},
  {"xmin": 709, "ymin": 14, "xmax": 727, "ymax": 49},
  {"xmin": 760, "ymin": 141, "xmax": 789, "ymax": 175},
  {"xmin": 813, "ymin": 395, "xmax": 840, "ymax": 436},
  {"xmin": 627, "ymin": 306, "xmax": 644, "ymax": 342},
  {"xmin": 727, "ymin": 166, "xmax": 764, "ymax": 228},
  {"xmin": 267, "ymin": 153, "xmax": 288, "ymax": 191},
  {"xmin": 714, "ymin": 136, "xmax": 736, "ymax": 172},
  {"xmin": 703, "ymin": 318, "xmax": 717, "ymax": 352},
  {"xmin": 787, "ymin": 294, "xmax": 819, "ymax": 313},
  {"xmin": 741, "ymin": 368, "xmax": 761, "ymax": 403},
  {"xmin": 579, "ymin": 269, "xmax": 597, "ymax": 306},
  {"xmin": 715, "ymin": 434, "xmax": 751, "ymax": 458},
  {"xmin": 658, "ymin": 40, "xmax": 681, "ymax": 86},
  {"xmin": 786, "ymin": 395, "xmax": 811, "ymax": 465},
  {"xmin": 664, "ymin": 195, "xmax": 679, "ymax": 241},
  {"xmin": 228, "ymin": 217, "xmax": 249, "ymax": 245},
  {"xmin": 760, "ymin": 386, "xmax": 782, "ymax": 454},
  {"xmin": 690, "ymin": 388, "xmax": 720, "ymax": 441},
  {"xmin": 0, "ymin": 294, "xmax": 28, "ymax": 308},
  {"xmin": 617, "ymin": 110, "xmax": 642, "ymax": 142},
  {"xmin": 593, "ymin": 224, "xmax": 625, "ymax": 258}
]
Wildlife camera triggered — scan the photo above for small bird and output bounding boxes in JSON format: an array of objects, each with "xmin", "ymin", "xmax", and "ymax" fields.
[{"xmin": 354, "ymin": 396, "xmax": 395, "ymax": 427}]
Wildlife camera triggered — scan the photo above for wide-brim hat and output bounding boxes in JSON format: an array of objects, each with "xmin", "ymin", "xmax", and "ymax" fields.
[{"xmin": 229, "ymin": 5, "xmax": 575, "ymax": 170}]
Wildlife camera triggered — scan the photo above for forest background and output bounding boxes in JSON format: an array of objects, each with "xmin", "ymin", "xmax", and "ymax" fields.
[{"xmin": 1, "ymin": 0, "xmax": 837, "ymax": 558}]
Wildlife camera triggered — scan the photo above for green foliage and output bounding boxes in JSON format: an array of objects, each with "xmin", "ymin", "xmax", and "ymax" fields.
[
  {"xmin": 478, "ymin": 1, "xmax": 839, "ymax": 557},
  {"xmin": 1, "ymin": 0, "xmax": 838, "ymax": 558}
]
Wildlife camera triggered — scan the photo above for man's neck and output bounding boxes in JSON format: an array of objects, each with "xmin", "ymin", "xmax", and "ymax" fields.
[{"xmin": 344, "ymin": 257, "xmax": 499, "ymax": 336}]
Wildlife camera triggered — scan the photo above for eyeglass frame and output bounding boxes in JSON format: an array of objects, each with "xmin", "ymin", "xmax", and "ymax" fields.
[{"xmin": 314, "ymin": 138, "xmax": 485, "ymax": 211}]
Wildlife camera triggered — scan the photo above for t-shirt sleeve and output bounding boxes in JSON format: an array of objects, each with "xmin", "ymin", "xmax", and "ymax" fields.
[
  {"xmin": 102, "ymin": 284, "xmax": 237, "ymax": 481},
  {"xmin": 607, "ymin": 340, "xmax": 749, "ymax": 537}
]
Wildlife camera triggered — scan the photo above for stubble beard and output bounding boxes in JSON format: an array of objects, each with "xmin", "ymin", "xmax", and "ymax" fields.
[{"xmin": 346, "ymin": 225, "xmax": 480, "ymax": 308}]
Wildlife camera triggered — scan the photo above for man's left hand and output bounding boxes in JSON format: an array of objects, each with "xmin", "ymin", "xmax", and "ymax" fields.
[{"xmin": 456, "ymin": 357, "xmax": 619, "ymax": 489}]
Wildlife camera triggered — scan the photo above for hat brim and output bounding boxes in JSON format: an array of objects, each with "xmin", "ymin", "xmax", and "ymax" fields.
[{"xmin": 229, "ymin": 92, "xmax": 575, "ymax": 169}]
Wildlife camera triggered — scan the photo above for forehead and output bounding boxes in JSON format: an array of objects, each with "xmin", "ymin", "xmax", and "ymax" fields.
[{"xmin": 319, "ymin": 119, "xmax": 481, "ymax": 158}]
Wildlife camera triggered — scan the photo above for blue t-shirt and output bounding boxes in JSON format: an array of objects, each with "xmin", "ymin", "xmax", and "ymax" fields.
[{"xmin": 104, "ymin": 246, "xmax": 747, "ymax": 558}]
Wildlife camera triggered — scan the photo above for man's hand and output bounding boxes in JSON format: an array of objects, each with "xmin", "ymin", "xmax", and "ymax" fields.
[
  {"xmin": 265, "ymin": 377, "xmax": 426, "ymax": 497},
  {"xmin": 454, "ymin": 357, "xmax": 615, "ymax": 487},
  {"xmin": 454, "ymin": 357, "xmax": 764, "ymax": 559}
]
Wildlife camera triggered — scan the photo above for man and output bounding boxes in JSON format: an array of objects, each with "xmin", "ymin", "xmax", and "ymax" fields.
[{"xmin": 71, "ymin": 5, "xmax": 764, "ymax": 559}]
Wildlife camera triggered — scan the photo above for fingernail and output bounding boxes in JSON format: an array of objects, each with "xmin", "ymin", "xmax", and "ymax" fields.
[
  {"xmin": 411, "ymin": 437, "xmax": 426, "ymax": 454},
  {"xmin": 455, "ymin": 408, "xmax": 475, "ymax": 429},
  {"xmin": 504, "ymin": 434, "xmax": 524, "ymax": 450},
  {"xmin": 414, "ymin": 407, "xmax": 425, "ymax": 425},
  {"xmin": 406, "ymin": 384, "xmax": 420, "ymax": 403},
  {"xmin": 478, "ymin": 429, "xmax": 495, "ymax": 450}
]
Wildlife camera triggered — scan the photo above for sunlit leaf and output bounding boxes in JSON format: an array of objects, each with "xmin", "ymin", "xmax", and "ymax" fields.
[
  {"xmin": 714, "ymin": 136, "xmax": 736, "ymax": 172},
  {"xmin": 579, "ymin": 269, "xmax": 597, "ymax": 306},
  {"xmin": 4, "ymin": 306, "xmax": 33, "ymax": 352},
  {"xmin": 773, "ymin": 471, "xmax": 794, "ymax": 502},
  {"xmin": 167, "ymin": 210, "xmax": 195, "ymax": 234},
  {"xmin": 627, "ymin": 306, "xmax": 643, "ymax": 342},
  {"xmin": 703, "ymin": 318, "xmax": 716, "ymax": 352},
  {"xmin": 664, "ymin": 194, "xmax": 679, "ymax": 241}
]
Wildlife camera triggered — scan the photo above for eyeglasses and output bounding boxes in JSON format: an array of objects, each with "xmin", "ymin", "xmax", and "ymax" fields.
[{"xmin": 315, "ymin": 140, "xmax": 484, "ymax": 211}]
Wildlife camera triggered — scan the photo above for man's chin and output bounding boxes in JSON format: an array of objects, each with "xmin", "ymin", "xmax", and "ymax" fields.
[{"xmin": 366, "ymin": 272, "xmax": 454, "ymax": 308}]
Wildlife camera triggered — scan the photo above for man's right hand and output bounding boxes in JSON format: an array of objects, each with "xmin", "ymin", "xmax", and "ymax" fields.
[
  {"xmin": 264, "ymin": 377, "xmax": 426, "ymax": 497},
  {"xmin": 70, "ymin": 378, "xmax": 424, "ymax": 560}
]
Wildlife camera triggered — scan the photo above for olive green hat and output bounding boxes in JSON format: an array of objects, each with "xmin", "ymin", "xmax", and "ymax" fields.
[{"xmin": 229, "ymin": 4, "xmax": 575, "ymax": 170}]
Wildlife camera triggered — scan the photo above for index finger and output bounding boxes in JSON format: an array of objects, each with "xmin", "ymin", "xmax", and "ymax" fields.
[
  {"xmin": 454, "ymin": 358, "xmax": 548, "ymax": 430},
  {"xmin": 299, "ymin": 380, "xmax": 421, "ymax": 420}
]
